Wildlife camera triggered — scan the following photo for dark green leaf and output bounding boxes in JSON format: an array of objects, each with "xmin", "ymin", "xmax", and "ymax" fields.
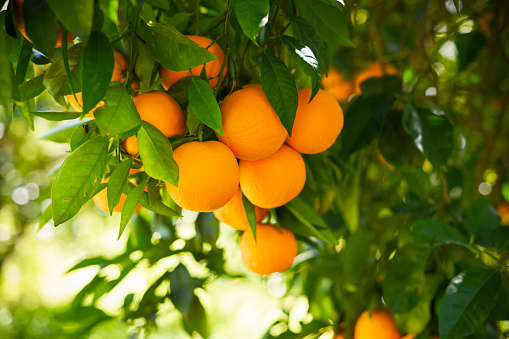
[
  {"xmin": 359, "ymin": 76, "xmax": 402, "ymax": 98},
  {"xmin": 169, "ymin": 264, "xmax": 200, "ymax": 315},
  {"xmin": 52, "ymin": 136, "xmax": 109, "ymax": 225},
  {"xmin": 261, "ymin": 53, "xmax": 298, "ymax": 136},
  {"xmin": 465, "ymin": 197, "xmax": 501, "ymax": 238},
  {"xmin": 146, "ymin": 0, "xmax": 169, "ymax": 9},
  {"xmin": 182, "ymin": 295, "xmax": 208, "ymax": 338},
  {"xmin": 137, "ymin": 121, "xmax": 179, "ymax": 186},
  {"xmin": 30, "ymin": 110, "xmax": 82, "ymax": 121},
  {"xmin": 232, "ymin": 0, "xmax": 269, "ymax": 44},
  {"xmin": 0, "ymin": 28, "xmax": 12, "ymax": 107},
  {"xmin": 167, "ymin": 76, "xmax": 193, "ymax": 106},
  {"xmin": 47, "ymin": 0, "xmax": 94, "ymax": 43},
  {"xmin": 186, "ymin": 104, "xmax": 201, "ymax": 136},
  {"xmin": 107, "ymin": 158, "xmax": 133, "ymax": 215},
  {"xmin": 93, "ymin": 84, "xmax": 141, "ymax": 135},
  {"xmin": 342, "ymin": 232, "xmax": 374, "ymax": 283},
  {"xmin": 440, "ymin": 269, "xmax": 501, "ymax": 339},
  {"xmin": 455, "ymin": 31, "xmax": 485, "ymax": 71},
  {"xmin": 98, "ymin": 0, "xmax": 119, "ymax": 24},
  {"xmin": 22, "ymin": 0, "xmax": 60, "ymax": 59},
  {"xmin": 286, "ymin": 196, "xmax": 328, "ymax": 228},
  {"xmin": 402, "ymin": 104, "xmax": 454, "ymax": 168},
  {"xmin": 70, "ymin": 120, "xmax": 97, "ymax": 151},
  {"xmin": 15, "ymin": 38, "xmax": 33, "ymax": 85},
  {"xmin": 82, "ymin": 31, "xmax": 114, "ymax": 112},
  {"xmin": 139, "ymin": 20, "xmax": 217, "ymax": 72},
  {"xmin": 167, "ymin": 12, "xmax": 190, "ymax": 32},
  {"xmin": 411, "ymin": 219, "xmax": 468, "ymax": 247},
  {"xmin": 285, "ymin": 203, "xmax": 336, "ymax": 245},
  {"xmin": 490, "ymin": 227, "xmax": 509, "ymax": 249},
  {"xmin": 188, "ymin": 78, "xmax": 223, "ymax": 135},
  {"xmin": 242, "ymin": 192, "xmax": 257, "ymax": 241},
  {"xmin": 134, "ymin": 37, "xmax": 156, "ymax": 87},
  {"xmin": 17, "ymin": 74, "xmax": 45, "ymax": 101},
  {"xmin": 146, "ymin": 178, "xmax": 159, "ymax": 207},
  {"xmin": 453, "ymin": 0, "xmax": 461, "ymax": 15},
  {"xmin": 43, "ymin": 43, "xmax": 83, "ymax": 97},
  {"xmin": 119, "ymin": 176, "xmax": 148, "ymax": 239}
]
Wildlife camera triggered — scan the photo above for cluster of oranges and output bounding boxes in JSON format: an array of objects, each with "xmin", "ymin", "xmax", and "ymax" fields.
[{"xmin": 337, "ymin": 310, "xmax": 439, "ymax": 339}]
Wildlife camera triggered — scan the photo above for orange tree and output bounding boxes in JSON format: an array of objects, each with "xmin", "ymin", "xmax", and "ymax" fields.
[{"xmin": 1, "ymin": 0, "xmax": 509, "ymax": 338}]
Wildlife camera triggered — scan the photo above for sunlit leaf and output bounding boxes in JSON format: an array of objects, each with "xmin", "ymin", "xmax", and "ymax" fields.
[{"xmin": 232, "ymin": 0, "xmax": 269, "ymax": 44}]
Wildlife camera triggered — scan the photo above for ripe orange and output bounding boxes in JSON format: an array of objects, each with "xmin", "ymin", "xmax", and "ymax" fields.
[
  {"xmin": 239, "ymin": 223, "xmax": 298, "ymax": 275},
  {"xmin": 218, "ymin": 87, "xmax": 287, "ymax": 161},
  {"xmin": 93, "ymin": 168, "xmax": 141, "ymax": 213},
  {"xmin": 13, "ymin": 0, "xmax": 76, "ymax": 47},
  {"xmin": 166, "ymin": 141, "xmax": 239, "ymax": 212},
  {"xmin": 160, "ymin": 35, "xmax": 227, "ymax": 90},
  {"xmin": 321, "ymin": 68, "xmax": 354, "ymax": 102},
  {"xmin": 354, "ymin": 310, "xmax": 401, "ymax": 339},
  {"xmin": 123, "ymin": 91, "xmax": 186, "ymax": 156},
  {"xmin": 213, "ymin": 187, "xmax": 269, "ymax": 230},
  {"xmin": 285, "ymin": 88, "xmax": 344, "ymax": 154},
  {"xmin": 497, "ymin": 201, "xmax": 509, "ymax": 226},
  {"xmin": 239, "ymin": 144, "xmax": 306, "ymax": 209},
  {"xmin": 354, "ymin": 62, "xmax": 398, "ymax": 94}
]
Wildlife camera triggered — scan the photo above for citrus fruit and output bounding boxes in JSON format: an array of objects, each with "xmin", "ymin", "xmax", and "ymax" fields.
[
  {"xmin": 123, "ymin": 91, "xmax": 186, "ymax": 156},
  {"xmin": 321, "ymin": 68, "xmax": 354, "ymax": 102},
  {"xmin": 160, "ymin": 35, "xmax": 227, "ymax": 90},
  {"xmin": 354, "ymin": 62, "xmax": 398, "ymax": 94},
  {"xmin": 354, "ymin": 310, "xmax": 400, "ymax": 339},
  {"xmin": 218, "ymin": 87, "xmax": 287, "ymax": 161},
  {"xmin": 239, "ymin": 223, "xmax": 298, "ymax": 275},
  {"xmin": 239, "ymin": 144, "xmax": 306, "ymax": 209},
  {"xmin": 166, "ymin": 141, "xmax": 239, "ymax": 212},
  {"xmin": 497, "ymin": 201, "xmax": 509, "ymax": 225},
  {"xmin": 213, "ymin": 187, "xmax": 269, "ymax": 230},
  {"xmin": 13, "ymin": 0, "xmax": 76, "ymax": 47},
  {"xmin": 285, "ymin": 88, "xmax": 344, "ymax": 154},
  {"xmin": 93, "ymin": 168, "xmax": 141, "ymax": 213}
]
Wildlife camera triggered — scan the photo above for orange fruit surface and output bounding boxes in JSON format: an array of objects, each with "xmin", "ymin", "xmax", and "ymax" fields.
[
  {"xmin": 354, "ymin": 310, "xmax": 401, "ymax": 339},
  {"xmin": 93, "ymin": 168, "xmax": 141, "ymax": 213},
  {"xmin": 218, "ymin": 87, "xmax": 287, "ymax": 161},
  {"xmin": 354, "ymin": 62, "xmax": 398, "ymax": 94},
  {"xmin": 213, "ymin": 187, "xmax": 269, "ymax": 230},
  {"xmin": 166, "ymin": 141, "xmax": 239, "ymax": 212},
  {"xmin": 160, "ymin": 35, "xmax": 227, "ymax": 90},
  {"xmin": 123, "ymin": 91, "xmax": 186, "ymax": 156},
  {"xmin": 13, "ymin": 0, "xmax": 76, "ymax": 47},
  {"xmin": 239, "ymin": 144, "xmax": 306, "ymax": 209},
  {"xmin": 321, "ymin": 68, "xmax": 354, "ymax": 102},
  {"xmin": 239, "ymin": 224, "xmax": 298, "ymax": 275},
  {"xmin": 497, "ymin": 201, "xmax": 509, "ymax": 225},
  {"xmin": 285, "ymin": 88, "xmax": 344, "ymax": 154}
]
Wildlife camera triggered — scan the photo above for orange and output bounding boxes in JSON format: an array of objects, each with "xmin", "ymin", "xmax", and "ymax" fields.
[
  {"xmin": 335, "ymin": 334, "xmax": 344, "ymax": 339},
  {"xmin": 213, "ymin": 187, "xmax": 269, "ymax": 230},
  {"xmin": 166, "ymin": 141, "xmax": 239, "ymax": 212},
  {"xmin": 354, "ymin": 310, "xmax": 400, "ymax": 339},
  {"xmin": 321, "ymin": 68, "xmax": 354, "ymax": 102},
  {"xmin": 66, "ymin": 50, "xmax": 138, "ymax": 114},
  {"xmin": 218, "ymin": 87, "xmax": 287, "ymax": 161},
  {"xmin": 13, "ymin": 0, "xmax": 76, "ymax": 47},
  {"xmin": 123, "ymin": 91, "xmax": 186, "ymax": 156},
  {"xmin": 239, "ymin": 224, "xmax": 298, "ymax": 275},
  {"xmin": 285, "ymin": 88, "xmax": 344, "ymax": 154},
  {"xmin": 354, "ymin": 62, "xmax": 398, "ymax": 94},
  {"xmin": 160, "ymin": 35, "xmax": 227, "ymax": 90},
  {"xmin": 497, "ymin": 201, "xmax": 509, "ymax": 226},
  {"xmin": 93, "ymin": 168, "xmax": 141, "ymax": 213},
  {"xmin": 239, "ymin": 144, "xmax": 306, "ymax": 209}
]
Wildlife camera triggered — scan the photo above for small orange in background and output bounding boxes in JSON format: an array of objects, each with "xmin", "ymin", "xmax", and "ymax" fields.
[
  {"xmin": 160, "ymin": 35, "xmax": 227, "ymax": 90},
  {"xmin": 93, "ymin": 168, "xmax": 141, "ymax": 213},
  {"xmin": 354, "ymin": 62, "xmax": 398, "ymax": 94},
  {"xmin": 213, "ymin": 187, "xmax": 269, "ymax": 230},
  {"xmin": 218, "ymin": 87, "xmax": 287, "ymax": 161},
  {"xmin": 285, "ymin": 88, "xmax": 344, "ymax": 154},
  {"xmin": 166, "ymin": 141, "xmax": 239, "ymax": 212},
  {"xmin": 123, "ymin": 91, "xmax": 186, "ymax": 156},
  {"xmin": 354, "ymin": 310, "xmax": 401, "ymax": 339},
  {"xmin": 239, "ymin": 224, "xmax": 298, "ymax": 275},
  {"xmin": 497, "ymin": 201, "xmax": 509, "ymax": 225},
  {"xmin": 321, "ymin": 68, "xmax": 354, "ymax": 102},
  {"xmin": 239, "ymin": 144, "xmax": 306, "ymax": 209}
]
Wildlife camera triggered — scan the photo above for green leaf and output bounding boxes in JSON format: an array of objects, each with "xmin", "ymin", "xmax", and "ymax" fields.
[
  {"xmin": 402, "ymin": 104, "xmax": 454, "ymax": 168},
  {"xmin": 137, "ymin": 121, "xmax": 179, "ymax": 186},
  {"xmin": 93, "ymin": 84, "xmax": 141, "ymax": 135},
  {"xmin": 440, "ymin": 269, "xmax": 501, "ymax": 339},
  {"xmin": 294, "ymin": 0, "xmax": 352, "ymax": 47},
  {"xmin": 287, "ymin": 16, "xmax": 328, "ymax": 75},
  {"xmin": 411, "ymin": 219, "xmax": 468, "ymax": 247},
  {"xmin": 232, "ymin": 0, "xmax": 269, "ymax": 44},
  {"xmin": 0, "ymin": 27, "xmax": 12, "ymax": 107},
  {"xmin": 15, "ymin": 38, "xmax": 33, "ymax": 85},
  {"xmin": 40, "ymin": 119, "xmax": 90, "ymax": 143},
  {"xmin": 261, "ymin": 53, "xmax": 298, "ymax": 136},
  {"xmin": 38, "ymin": 203, "xmax": 53, "ymax": 230},
  {"xmin": 188, "ymin": 78, "xmax": 223, "ymax": 135},
  {"xmin": 453, "ymin": 0, "xmax": 461, "ymax": 15},
  {"xmin": 47, "ymin": 0, "xmax": 94, "ymax": 43},
  {"xmin": 52, "ymin": 136, "xmax": 109, "ymax": 226},
  {"xmin": 119, "ymin": 176, "xmax": 148, "ymax": 239},
  {"xmin": 146, "ymin": 0, "xmax": 170, "ymax": 9},
  {"xmin": 359, "ymin": 76, "xmax": 402, "ymax": 98},
  {"xmin": 139, "ymin": 20, "xmax": 217, "ymax": 72},
  {"xmin": 455, "ymin": 31, "xmax": 485, "ymax": 71},
  {"xmin": 342, "ymin": 232, "xmax": 374, "ymax": 283},
  {"xmin": 98, "ymin": 0, "xmax": 119, "ymax": 24},
  {"xmin": 30, "ymin": 111, "xmax": 82, "ymax": 121},
  {"xmin": 82, "ymin": 31, "xmax": 115, "ymax": 113},
  {"xmin": 70, "ymin": 120, "xmax": 97, "ymax": 151},
  {"xmin": 186, "ymin": 104, "xmax": 201, "ymax": 136},
  {"xmin": 286, "ymin": 196, "xmax": 328, "ymax": 228},
  {"xmin": 22, "ymin": 0, "xmax": 60, "ymax": 59},
  {"xmin": 134, "ymin": 37, "xmax": 156, "ymax": 87},
  {"xmin": 169, "ymin": 264, "xmax": 201, "ymax": 315},
  {"xmin": 285, "ymin": 203, "xmax": 336, "ymax": 245},
  {"xmin": 465, "ymin": 197, "xmax": 501, "ymax": 239},
  {"xmin": 382, "ymin": 245, "xmax": 430, "ymax": 313},
  {"xmin": 17, "ymin": 74, "xmax": 45, "ymax": 101},
  {"xmin": 16, "ymin": 99, "xmax": 35, "ymax": 131},
  {"xmin": 146, "ymin": 178, "xmax": 159, "ymax": 207},
  {"xmin": 43, "ymin": 43, "xmax": 83, "ymax": 98},
  {"xmin": 242, "ymin": 193, "xmax": 257, "ymax": 241},
  {"xmin": 107, "ymin": 158, "xmax": 133, "ymax": 215},
  {"xmin": 490, "ymin": 227, "xmax": 509, "ymax": 249},
  {"xmin": 282, "ymin": 35, "xmax": 321, "ymax": 102}
]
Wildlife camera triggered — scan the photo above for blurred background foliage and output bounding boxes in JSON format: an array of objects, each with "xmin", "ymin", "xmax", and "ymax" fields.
[{"xmin": 1, "ymin": 0, "xmax": 509, "ymax": 338}]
